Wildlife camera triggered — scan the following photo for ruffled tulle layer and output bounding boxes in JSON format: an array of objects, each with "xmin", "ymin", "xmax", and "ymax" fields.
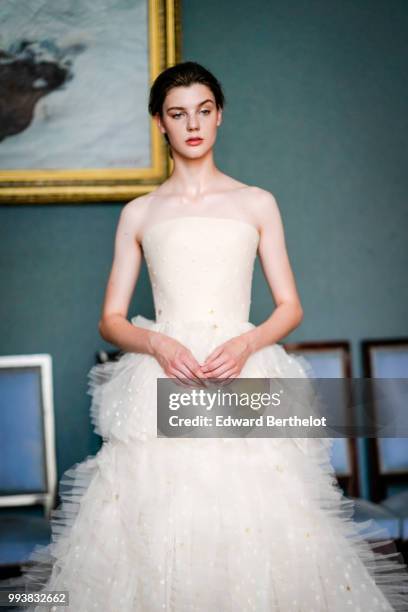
[{"xmin": 2, "ymin": 315, "xmax": 408, "ymax": 611}]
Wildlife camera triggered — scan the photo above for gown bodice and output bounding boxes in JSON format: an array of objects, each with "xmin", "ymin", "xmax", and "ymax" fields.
[{"xmin": 141, "ymin": 216, "xmax": 260, "ymax": 324}]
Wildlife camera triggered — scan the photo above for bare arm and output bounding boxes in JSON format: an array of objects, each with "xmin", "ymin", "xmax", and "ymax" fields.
[
  {"xmin": 98, "ymin": 202, "xmax": 158, "ymax": 355},
  {"xmin": 98, "ymin": 201, "xmax": 207, "ymax": 385},
  {"xmin": 242, "ymin": 190, "xmax": 304, "ymax": 353}
]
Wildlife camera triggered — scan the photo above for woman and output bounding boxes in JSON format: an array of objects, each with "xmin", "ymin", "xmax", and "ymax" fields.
[{"xmin": 7, "ymin": 61, "xmax": 408, "ymax": 611}]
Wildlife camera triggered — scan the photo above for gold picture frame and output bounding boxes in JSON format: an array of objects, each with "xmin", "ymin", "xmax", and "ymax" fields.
[{"xmin": 0, "ymin": 0, "xmax": 181, "ymax": 204}]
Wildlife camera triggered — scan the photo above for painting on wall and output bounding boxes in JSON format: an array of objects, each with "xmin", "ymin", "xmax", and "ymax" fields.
[{"xmin": 0, "ymin": 0, "xmax": 181, "ymax": 203}]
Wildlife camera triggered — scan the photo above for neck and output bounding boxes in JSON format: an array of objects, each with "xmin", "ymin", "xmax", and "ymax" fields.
[{"xmin": 167, "ymin": 149, "xmax": 222, "ymax": 198}]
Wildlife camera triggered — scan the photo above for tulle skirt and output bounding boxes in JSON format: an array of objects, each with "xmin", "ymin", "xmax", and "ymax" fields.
[{"xmin": 3, "ymin": 315, "xmax": 408, "ymax": 611}]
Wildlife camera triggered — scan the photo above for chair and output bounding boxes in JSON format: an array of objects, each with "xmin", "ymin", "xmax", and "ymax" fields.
[
  {"xmin": 362, "ymin": 339, "xmax": 408, "ymax": 554},
  {"xmin": 0, "ymin": 354, "xmax": 57, "ymax": 577},
  {"xmin": 283, "ymin": 340, "xmax": 401, "ymax": 543}
]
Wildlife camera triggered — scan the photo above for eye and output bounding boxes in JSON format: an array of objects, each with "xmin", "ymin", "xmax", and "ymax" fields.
[
  {"xmin": 201, "ymin": 109, "xmax": 211, "ymax": 115},
  {"xmin": 171, "ymin": 112, "xmax": 183, "ymax": 119}
]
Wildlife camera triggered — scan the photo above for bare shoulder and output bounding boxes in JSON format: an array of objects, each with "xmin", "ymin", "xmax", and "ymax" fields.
[
  {"xmin": 246, "ymin": 185, "xmax": 279, "ymax": 209},
  {"xmin": 117, "ymin": 193, "xmax": 154, "ymax": 242},
  {"xmin": 120, "ymin": 192, "xmax": 152, "ymax": 220},
  {"xmin": 243, "ymin": 186, "xmax": 282, "ymax": 227}
]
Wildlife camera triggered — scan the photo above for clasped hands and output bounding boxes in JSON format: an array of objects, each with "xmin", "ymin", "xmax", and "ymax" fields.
[{"xmin": 151, "ymin": 332, "xmax": 254, "ymax": 388}]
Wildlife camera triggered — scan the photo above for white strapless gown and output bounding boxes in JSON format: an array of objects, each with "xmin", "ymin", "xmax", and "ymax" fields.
[{"xmin": 6, "ymin": 216, "xmax": 408, "ymax": 611}]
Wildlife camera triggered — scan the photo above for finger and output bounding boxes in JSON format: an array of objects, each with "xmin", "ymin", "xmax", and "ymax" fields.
[
  {"xmin": 168, "ymin": 367, "xmax": 198, "ymax": 389},
  {"xmin": 202, "ymin": 345, "xmax": 224, "ymax": 366},
  {"xmin": 206, "ymin": 362, "xmax": 236, "ymax": 379},
  {"xmin": 205, "ymin": 373, "xmax": 236, "ymax": 389},
  {"xmin": 201, "ymin": 353, "xmax": 225, "ymax": 372},
  {"xmin": 183, "ymin": 358, "xmax": 209, "ymax": 385},
  {"xmin": 217, "ymin": 367, "xmax": 237, "ymax": 382},
  {"xmin": 206, "ymin": 374, "xmax": 235, "ymax": 387},
  {"xmin": 177, "ymin": 361, "xmax": 208, "ymax": 387},
  {"xmin": 202, "ymin": 355, "xmax": 228, "ymax": 374}
]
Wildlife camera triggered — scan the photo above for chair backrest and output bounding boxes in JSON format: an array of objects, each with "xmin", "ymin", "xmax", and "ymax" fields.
[
  {"xmin": 363, "ymin": 339, "xmax": 408, "ymax": 501},
  {"xmin": 0, "ymin": 354, "xmax": 57, "ymax": 518},
  {"xmin": 283, "ymin": 340, "xmax": 360, "ymax": 496}
]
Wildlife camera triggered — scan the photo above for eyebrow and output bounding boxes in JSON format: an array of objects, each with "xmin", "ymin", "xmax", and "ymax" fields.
[{"xmin": 166, "ymin": 99, "xmax": 215, "ymax": 112}]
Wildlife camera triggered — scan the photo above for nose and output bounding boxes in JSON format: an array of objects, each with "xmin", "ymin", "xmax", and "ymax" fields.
[{"xmin": 186, "ymin": 113, "xmax": 200, "ymax": 131}]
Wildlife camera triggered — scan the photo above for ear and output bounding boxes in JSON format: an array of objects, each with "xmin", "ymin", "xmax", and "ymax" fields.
[
  {"xmin": 154, "ymin": 113, "xmax": 166, "ymax": 134},
  {"xmin": 216, "ymin": 108, "xmax": 223, "ymax": 127}
]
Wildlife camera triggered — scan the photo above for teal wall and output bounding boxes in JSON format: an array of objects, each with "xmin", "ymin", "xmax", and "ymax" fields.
[
  {"xmin": 181, "ymin": 0, "xmax": 408, "ymax": 497},
  {"xmin": 0, "ymin": 0, "xmax": 407, "ymax": 499}
]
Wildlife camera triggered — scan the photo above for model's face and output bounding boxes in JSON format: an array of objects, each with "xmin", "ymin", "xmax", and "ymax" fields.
[{"xmin": 155, "ymin": 83, "xmax": 222, "ymax": 158}]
